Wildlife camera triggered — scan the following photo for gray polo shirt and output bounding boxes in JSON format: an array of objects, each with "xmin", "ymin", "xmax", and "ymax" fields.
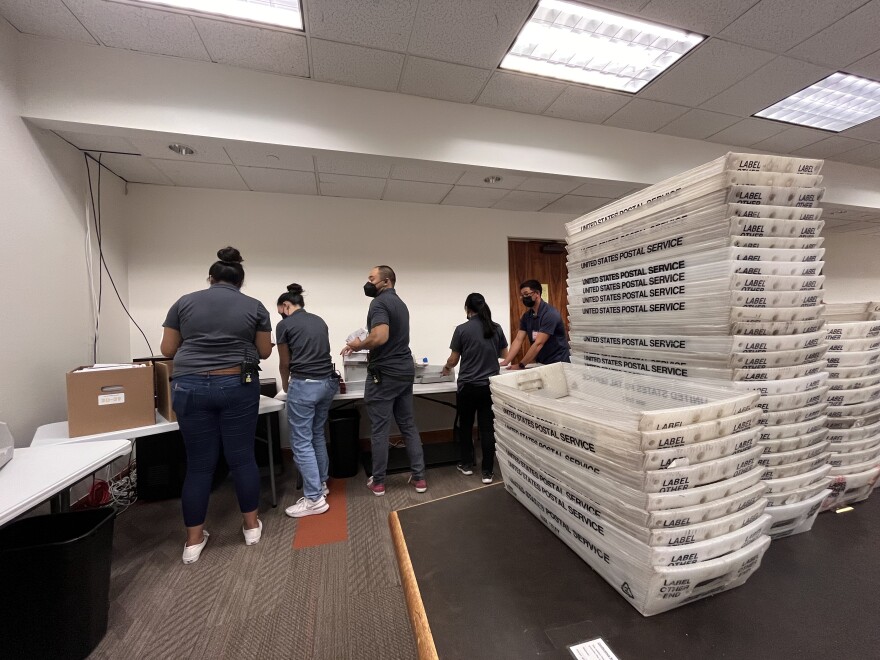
[
  {"xmin": 366, "ymin": 288, "xmax": 414, "ymax": 377},
  {"xmin": 163, "ymin": 283, "xmax": 271, "ymax": 378},
  {"xmin": 450, "ymin": 317, "xmax": 508, "ymax": 388},
  {"xmin": 519, "ymin": 301, "xmax": 570, "ymax": 364},
  {"xmin": 276, "ymin": 309, "xmax": 333, "ymax": 380}
]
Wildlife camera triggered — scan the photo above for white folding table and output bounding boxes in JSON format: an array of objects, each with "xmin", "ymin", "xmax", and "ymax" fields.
[
  {"xmin": 0, "ymin": 440, "xmax": 132, "ymax": 527},
  {"xmin": 31, "ymin": 396, "xmax": 286, "ymax": 507}
]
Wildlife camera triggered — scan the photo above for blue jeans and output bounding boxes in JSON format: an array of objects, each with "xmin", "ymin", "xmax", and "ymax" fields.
[
  {"xmin": 172, "ymin": 374, "xmax": 261, "ymax": 527},
  {"xmin": 287, "ymin": 376, "xmax": 339, "ymax": 500}
]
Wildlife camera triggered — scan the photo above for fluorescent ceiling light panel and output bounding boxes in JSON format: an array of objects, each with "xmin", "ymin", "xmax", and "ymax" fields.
[
  {"xmin": 135, "ymin": 0, "xmax": 302, "ymax": 30},
  {"xmin": 500, "ymin": 0, "xmax": 703, "ymax": 93},
  {"xmin": 755, "ymin": 72, "xmax": 880, "ymax": 132}
]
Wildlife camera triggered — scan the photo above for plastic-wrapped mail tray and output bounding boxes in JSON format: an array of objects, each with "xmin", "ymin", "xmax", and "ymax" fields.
[
  {"xmin": 825, "ymin": 336, "xmax": 880, "ymax": 352},
  {"xmin": 498, "ymin": 434, "xmax": 767, "ymax": 533},
  {"xmin": 826, "ymin": 363, "xmax": 880, "ymax": 380},
  {"xmin": 758, "ymin": 427, "xmax": 828, "ymax": 453},
  {"xmin": 732, "ymin": 372, "xmax": 828, "ymax": 396},
  {"xmin": 492, "ymin": 399, "xmax": 758, "ymax": 470},
  {"xmin": 758, "ymin": 441, "xmax": 830, "ymax": 466},
  {"xmin": 502, "ymin": 463, "xmax": 771, "ymax": 616},
  {"xmin": 756, "ymin": 416, "xmax": 827, "ymax": 441},
  {"xmin": 764, "ymin": 478, "xmax": 830, "ymax": 507},
  {"xmin": 828, "ymin": 446, "xmax": 880, "ymax": 468},
  {"xmin": 754, "ymin": 387, "xmax": 828, "ymax": 413},
  {"xmin": 762, "ymin": 464, "xmax": 831, "ymax": 493},
  {"xmin": 822, "ymin": 466, "xmax": 880, "ymax": 511},
  {"xmin": 731, "ymin": 319, "xmax": 825, "ymax": 336},
  {"xmin": 757, "ymin": 401, "xmax": 828, "ymax": 426},
  {"xmin": 826, "ymin": 383, "xmax": 880, "ymax": 406},
  {"xmin": 759, "ymin": 453, "xmax": 830, "ymax": 480},
  {"xmin": 825, "ymin": 350, "xmax": 880, "ymax": 368},
  {"xmin": 827, "ymin": 374, "xmax": 880, "ymax": 390},
  {"xmin": 765, "ymin": 489, "xmax": 829, "ymax": 538},
  {"xmin": 824, "ymin": 320, "xmax": 880, "ymax": 340}
]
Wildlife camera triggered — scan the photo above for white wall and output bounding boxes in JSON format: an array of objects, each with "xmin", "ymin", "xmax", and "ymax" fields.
[
  {"xmin": 123, "ymin": 184, "xmax": 566, "ymax": 374},
  {"xmin": 0, "ymin": 19, "xmax": 131, "ymax": 445},
  {"xmin": 822, "ymin": 233, "xmax": 880, "ymax": 303}
]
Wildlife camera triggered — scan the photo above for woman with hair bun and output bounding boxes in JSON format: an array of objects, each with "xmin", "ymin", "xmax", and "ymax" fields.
[
  {"xmin": 161, "ymin": 247, "xmax": 273, "ymax": 564},
  {"xmin": 441, "ymin": 293, "xmax": 508, "ymax": 484},
  {"xmin": 276, "ymin": 283, "xmax": 338, "ymax": 518}
]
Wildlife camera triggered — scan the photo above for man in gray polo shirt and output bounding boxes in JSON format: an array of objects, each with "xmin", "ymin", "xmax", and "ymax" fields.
[{"xmin": 343, "ymin": 265, "xmax": 427, "ymax": 496}]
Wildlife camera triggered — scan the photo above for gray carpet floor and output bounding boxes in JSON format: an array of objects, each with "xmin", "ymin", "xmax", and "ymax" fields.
[{"xmin": 89, "ymin": 461, "xmax": 493, "ymax": 659}]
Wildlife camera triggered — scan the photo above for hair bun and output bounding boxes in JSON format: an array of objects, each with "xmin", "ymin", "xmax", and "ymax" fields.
[
  {"xmin": 217, "ymin": 246, "xmax": 243, "ymax": 263},
  {"xmin": 287, "ymin": 283, "xmax": 304, "ymax": 295}
]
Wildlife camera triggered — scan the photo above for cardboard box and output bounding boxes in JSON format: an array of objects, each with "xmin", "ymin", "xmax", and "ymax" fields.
[
  {"xmin": 155, "ymin": 360, "xmax": 176, "ymax": 423},
  {"xmin": 66, "ymin": 364, "xmax": 155, "ymax": 437}
]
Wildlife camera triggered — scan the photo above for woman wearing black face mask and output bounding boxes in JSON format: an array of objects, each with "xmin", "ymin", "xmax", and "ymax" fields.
[
  {"xmin": 442, "ymin": 293, "xmax": 508, "ymax": 483},
  {"xmin": 501, "ymin": 279, "xmax": 570, "ymax": 370}
]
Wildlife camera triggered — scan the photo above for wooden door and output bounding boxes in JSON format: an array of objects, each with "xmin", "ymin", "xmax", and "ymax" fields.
[{"xmin": 507, "ymin": 240, "xmax": 569, "ymax": 363}]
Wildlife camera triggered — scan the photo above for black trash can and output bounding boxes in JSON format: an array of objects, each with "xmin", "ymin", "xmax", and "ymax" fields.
[
  {"xmin": 328, "ymin": 408, "xmax": 360, "ymax": 478},
  {"xmin": 0, "ymin": 507, "xmax": 116, "ymax": 660}
]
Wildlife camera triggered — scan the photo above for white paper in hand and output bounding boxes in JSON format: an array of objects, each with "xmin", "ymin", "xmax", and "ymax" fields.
[{"xmin": 347, "ymin": 328, "xmax": 368, "ymax": 344}]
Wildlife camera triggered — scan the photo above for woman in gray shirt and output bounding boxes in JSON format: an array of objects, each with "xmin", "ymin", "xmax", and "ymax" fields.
[
  {"xmin": 276, "ymin": 283, "xmax": 339, "ymax": 518},
  {"xmin": 161, "ymin": 247, "xmax": 273, "ymax": 564},
  {"xmin": 442, "ymin": 293, "xmax": 508, "ymax": 484}
]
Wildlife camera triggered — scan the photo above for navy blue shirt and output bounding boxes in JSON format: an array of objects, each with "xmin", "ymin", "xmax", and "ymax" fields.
[
  {"xmin": 367, "ymin": 288, "xmax": 414, "ymax": 377},
  {"xmin": 163, "ymin": 283, "xmax": 271, "ymax": 377},
  {"xmin": 519, "ymin": 301, "xmax": 570, "ymax": 364}
]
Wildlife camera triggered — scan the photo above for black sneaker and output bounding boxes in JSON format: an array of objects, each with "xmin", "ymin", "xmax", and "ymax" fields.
[
  {"xmin": 457, "ymin": 463, "xmax": 474, "ymax": 476},
  {"xmin": 481, "ymin": 472, "xmax": 494, "ymax": 484}
]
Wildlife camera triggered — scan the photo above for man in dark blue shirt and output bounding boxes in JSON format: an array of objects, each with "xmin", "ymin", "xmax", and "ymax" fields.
[
  {"xmin": 501, "ymin": 279, "xmax": 570, "ymax": 370},
  {"xmin": 342, "ymin": 265, "xmax": 427, "ymax": 496}
]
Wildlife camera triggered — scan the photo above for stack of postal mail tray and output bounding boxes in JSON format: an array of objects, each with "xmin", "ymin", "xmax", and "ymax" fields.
[{"xmin": 562, "ymin": 152, "xmax": 833, "ymax": 540}]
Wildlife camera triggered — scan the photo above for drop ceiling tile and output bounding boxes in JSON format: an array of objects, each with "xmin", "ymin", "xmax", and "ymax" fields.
[
  {"xmin": 543, "ymin": 86, "xmax": 631, "ymax": 123},
  {"xmin": 640, "ymin": 40, "xmax": 774, "ymax": 107},
  {"xmin": 456, "ymin": 169, "xmax": 528, "ymax": 189},
  {"xmin": 786, "ymin": 0, "xmax": 880, "ymax": 68},
  {"xmin": 569, "ymin": 179, "xmax": 643, "ymax": 198},
  {"xmin": 223, "ymin": 142, "xmax": 314, "ymax": 171},
  {"xmin": 706, "ymin": 117, "xmax": 788, "ymax": 146},
  {"xmin": 834, "ymin": 143, "xmax": 880, "ymax": 165},
  {"xmin": 398, "ymin": 57, "xmax": 492, "ymax": 103},
  {"xmin": 310, "ymin": 39, "xmax": 404, "ymax": 91},
  {"xmin": 64, "ymin": 0, "xmax": 210, "ymax": 60},
  {"xmin": 237, "ymin": 167, "xmax": 317, "ymax": 195},
  {"xmin": 639, "ymin": 0, "xmax": 760, "ymax": 34},
  {"xmin": 791, "ymin": 136, "xmax": 867, "ymax": 159},
  {"xmin": 604, "ymin": 99, "xmax": 689, "ymax": 132},
  {"xmin": 493, "ymin": 191, "xmax": 561, "ymax": 212},
  {"xmin": 700, "ymin": 56, "xmax": 832, "ymax": 117},
  {"xmin": 516, "ymin": 176, "xmax": 583, "ymax": 194},
  {"xmin": 475, "ymin": 72, "xmax": 566, "ymax": 115},
  {"xmin": 441, "ymin": 185, "xmax": 509, "ymax": 208},
  {"xmin": 306, "ymin": 0, "xmax": 418, "ymax": 51},
  {"xmin": 848, "ymin": 48, "xmax": 880, "ymax": 80},
  {"xmin": 408, "ymin": 0, "xmax": 537, "ymax": 68},
  {"xmin": 588, "ymin": 0, "xmax": 652, "ymax": 11},
  {"xmin": 382, "ymin": 179, "xmax": 453, "ymax": 204},
  {"xmin": 97, "ymin": 154, "xmax": 173, "ymax": 185},
  {"xmin": 657, "ymin": 109, "xmax": 741, "ymax": 139},
  {"xmin": 318, "ymin": 173, "xmax": 386, "ymax": 199},
  {"xmin": 54, "ymin": 130, "xmax": 137, "ymax": 153},
  {"xmin": 151, "ymin": 160, "xmax": 247, "ymax": 190},
  {"xmin": 841, "ymin": 117, "xmax": 880, "ymax": 142},
  {"xmin": 316, "ymin": 153, "xmax": 393, "ymax": 178},
  {"xmin": 751, "ymin": 126, "xmax": 829, "ymax": 152},
  {"xmin": 542, "ymin": 195, "xmax": 613, "ymax": 215},
  {"xmin": 0, "ymin": 0, "xmax": 96, "ymax": 43},
  {"xmin": 719, "ymin": 0, "xmax": 867, "ymax": 53},
  {"xmin": 191, "ymin": 18, "xmax": 308, "ymax": 77},
  {"xmin": 389, "ymin": 160, "xmax": 465, "ymax": 184},
  {"xmin": 126, "ymin": 132, "xmax": 232, "ymax": 164}
]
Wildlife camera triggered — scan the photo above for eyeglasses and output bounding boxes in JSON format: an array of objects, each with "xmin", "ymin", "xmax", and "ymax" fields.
[{"xmin": 521, "ymin": 291, "xmax": 537, "ymax": 297}]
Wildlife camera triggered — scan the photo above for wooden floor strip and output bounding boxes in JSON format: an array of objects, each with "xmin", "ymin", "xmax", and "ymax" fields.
[{"xmin": 389, "ymin": 510, "xmax": 439, "ymax": 660}]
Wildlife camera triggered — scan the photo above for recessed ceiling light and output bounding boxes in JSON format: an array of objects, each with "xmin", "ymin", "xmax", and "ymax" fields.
[
  {"xmin": 484, "ymin": 176, "xmax": 503, "ymax": 184},
  {"xmin": 133, "ymin": 0, "xmax": 302, "ymax": 31},
  {"xmin": 500, "ymin": 0, "xmax": 703, "ymax": 93},
  {"xmin": 755, "ymin": 72, "xmax": 880, "ymax": 132},
  {"xmin": 168, "ymin": 143, "xmax": 196, "ymax": 156}
]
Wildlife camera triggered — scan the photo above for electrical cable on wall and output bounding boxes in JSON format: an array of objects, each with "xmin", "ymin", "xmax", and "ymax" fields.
[{"xmin": 84, "ymin": 153, "xmax": 155, "ymax": 357}]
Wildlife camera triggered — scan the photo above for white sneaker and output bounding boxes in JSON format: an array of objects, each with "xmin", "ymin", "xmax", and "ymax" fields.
[
  {"xmin": 322, "ymin": 482, "xmax": 330, "ymax": 497},
  {"xmin": 243, "ymin": 519, "xmax": 263, "ymax": 546},
  {"xmin": 182, "ymin": 531, "xmax": 209, "ymax": 564},
  {"xmin": 286, "ymin": 496, "xmax": 329, "ymax": 518}
]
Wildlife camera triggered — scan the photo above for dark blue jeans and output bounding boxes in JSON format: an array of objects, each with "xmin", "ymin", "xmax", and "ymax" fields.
[{"xmin": 172, "ymin": 374, "xmax": 261, "ymax": 527}]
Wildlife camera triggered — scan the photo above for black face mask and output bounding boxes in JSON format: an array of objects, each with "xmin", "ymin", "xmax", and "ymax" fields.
[
  {"xmin": 364, "ymin": 282, "xmax": 379, "ymax": 298},
  {"xmin": 521, "ymin": 295, "xmax": 536, "ymax": 308}
]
